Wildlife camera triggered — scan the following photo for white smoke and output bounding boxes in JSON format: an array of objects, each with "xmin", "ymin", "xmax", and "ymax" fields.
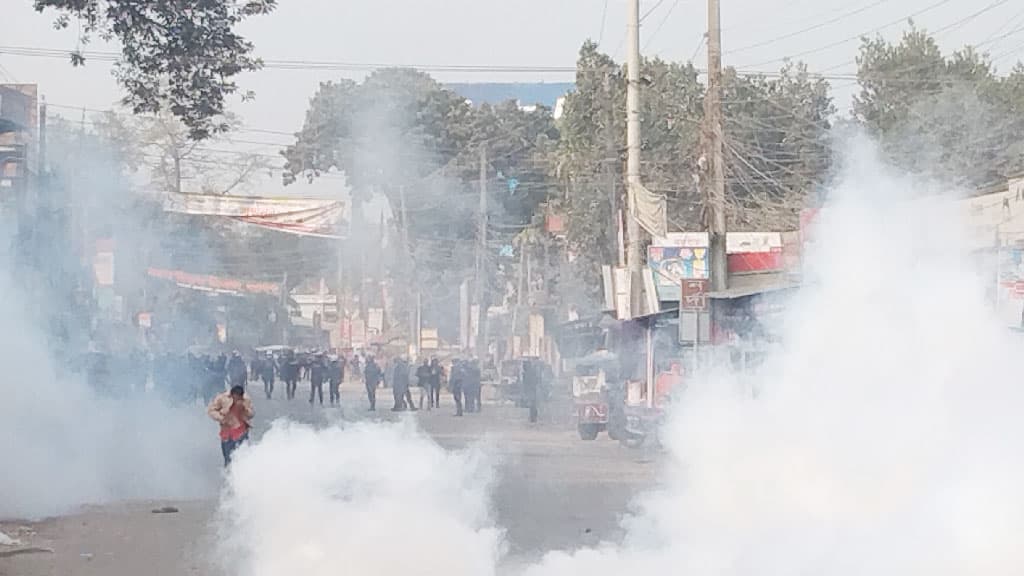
[
  {"xmin": 215, "ymin": 420, "xmax": 504, "ymax": 576},
  {"xmin": 0, "ymin": 242, "xmax": 218, "ymax": 520},
  {"xmin": 215, "ymin": 137, "xmax": 1024, "ymax": 575}
]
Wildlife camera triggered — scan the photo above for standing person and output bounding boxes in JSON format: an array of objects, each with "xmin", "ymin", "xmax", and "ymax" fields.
[
  {"xmin": 207, "ymin": 385, "xmax": 254, "ymax": 467},
  {"xmin": 227, "ymin": 351, "xmax": 248, "ymax": 390},
  {"xmin": 522, "ymin": 359, "xmax": 542, "ymax": 424},
  {"xmin": 363, "ymin": 356, "xmax": 383, "ymax": 411},
  {"xmin": 309, "ymin": 354, "xmax": 326, "ymax": 405},
  {"xmin": 391, "ymin": 357, "xmax": 414, "ymax": 411},
  {"xmin": 328, "ymin": 355, "xmax": 345, "ymax": 405},
  {"xmin": 283, "ymin": 351, "xmax": 300, "ymax": 400},
  {"xmin": 260, "ymin": 352, "xmax": 277, "ymax": 400},
  {"xmin": 416, "ymin": 358, "xmax": 432, "ymax": 410},
  {"xmin": 429, "ymin": 357, "xmax": 443, "ymax": 409},
  {"xmin": 465, "ymin": 359, "xmax": 482, "ymax": 413},
  {"xmin": 449, "ymin": 359, "xmax": 464, "ymax": 417}
]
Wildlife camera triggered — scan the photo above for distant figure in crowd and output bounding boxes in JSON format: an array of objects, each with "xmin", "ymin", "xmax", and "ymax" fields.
[
  {"xmin": 429, "ymin": 357, "xmax": 443, "ymax": 409},
  {"xmin": 522, "ymin": 359, "xmax": 543, "ymax": 424},
  {"xmin": 391, "ymin": 357, "xmax": 416, "ymax": 411},
  {"xmin": 364, "ymin": 356, "xmax": 383, "ymax": 411},
  {"xmin": 227, "ymin": 351, "xmax": 248, "ymax": 390},
  {"xmin": 283, "ymin": 351, "xmax": 300, "ymax": 400},
  {"xmin": 259, "ymin": 352, "xmax": 277, "ymax": 400},
  {"xmin": 450, "ymin": 359, "xmax": 464, "ymax": 417},
  {"xmin": 309, "ymin": 354, "xmax": 327, "ymax": 405},
  {"xmin": 463, "ymin": 359, "xmax": 482, "ymax": 413},
  {"xmin": 207, "ymin": 385, "xmax": 254, "ymax": 467},
  {"xmin": 416, "ymin": 358, "xmax": 432, "ymax": 410},
  {"xmin": 329, "ymin": 355, "xmax": 345, "ymax": 405}
]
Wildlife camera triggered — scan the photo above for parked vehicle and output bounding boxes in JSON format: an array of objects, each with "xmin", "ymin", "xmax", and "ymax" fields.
[{"xmin": 572, "ymin": 350, "xmax": 622, "ymax": 441}]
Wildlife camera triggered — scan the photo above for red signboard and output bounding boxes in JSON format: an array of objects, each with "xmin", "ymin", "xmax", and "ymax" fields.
[
  {"xmin": 727, "ymin": 249, "xmax": 784, "ymax": 273},
  {"xmin": 681, "ymin": 279, "xmax": 709, "ymax": 311}
]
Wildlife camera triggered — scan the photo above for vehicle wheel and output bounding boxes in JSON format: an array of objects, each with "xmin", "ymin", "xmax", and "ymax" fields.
[
  {"xmin": 578, "ymin": 424, "xmax": 599, "ymax": 441},
  {"xmin": 619, "ymin": 432, "xmax": 645, "ymax": 449}
]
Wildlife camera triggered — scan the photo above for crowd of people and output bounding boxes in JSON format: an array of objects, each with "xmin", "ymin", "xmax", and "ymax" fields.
[{"xmin": 178, "ymin": 348, "xmax": 490, "ymax": 417}]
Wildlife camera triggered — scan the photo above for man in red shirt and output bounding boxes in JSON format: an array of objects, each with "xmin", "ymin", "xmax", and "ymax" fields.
[{"xmin": 207, "ymin": 385, "xmax": 254, "ymax": 467}]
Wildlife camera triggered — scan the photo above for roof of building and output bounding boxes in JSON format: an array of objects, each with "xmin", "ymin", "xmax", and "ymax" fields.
[{"xmin": 446, "ymin": 82, "xmax": 574, "ymax": 108}]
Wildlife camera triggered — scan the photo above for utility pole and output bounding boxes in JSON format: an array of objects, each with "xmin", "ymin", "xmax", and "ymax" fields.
[
  {"xmin": 280, "ymin": 271, "xmax": 289, "ymax": 345},
  {"xmin": 398, "ymin": 184, "xmax": 417, "ymax": 353},
  {"xmin": 476, "ymin": 145, "xmax": 488, "ymax": 357},
  {"xmin": 336, "ymin": 229, "xmax": 344, "ymax": 352},
  {"xmin": 603, "ymin": 72, "xmax": 623, "ymax": 268},
  {"xmin": 625, "ymin": 0, "xmax": 644, "ymax": 317},
  {"xmin": 704, "ymin": 0, "xmax": 728, "ymax": 292}
]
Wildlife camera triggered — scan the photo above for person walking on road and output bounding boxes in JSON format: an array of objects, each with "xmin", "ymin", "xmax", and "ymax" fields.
[
  {"xmin": 329, "ymin": 355, "xmax": 345, "ymax": 406},
  {"xmin": 449, "ymin": 359, "xmax": 464, "ymax": 417},
  {"xmin": 391, "ymin": 357, "xmax": 416, "ymax": 411},
  {"xmin": 309, "ymin": 354, "xmax": 327, "ymax": 405},
  {"xmin": 259, "ymin": 352, "xmax": 276, "ymax": 400},
  {"xmin": 207, "ymin": 385, "xmax": 254, "ymax": 467},
  {"xmin": 429, "ymin": 357, "xmax": 443, "ymax": 409},
  {"xmin": 364, "ymin": 356, "xmax": 383, "ymax": 411},
  {"xmin": 227, "ymin": 351, "xmax": 248, "ymax": 390},
  {"xmin": 464, "ymin": 359, "xmax": 482, "ymax": 413},
  {"xmin": 416, "ymin": 358, "xmax": 432, "ymax": 410}
]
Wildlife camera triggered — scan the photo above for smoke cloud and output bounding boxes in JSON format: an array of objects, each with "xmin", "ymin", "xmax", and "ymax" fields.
[
  {"xmin": 0, "ymin": 242, "xmax": 218, "ymax": 519},
  {"xmin": 0, "ymin": 117, "xmax": 221, "ymax": 520},
  {"xmin": 215, "ymin": 420, "xmax": 504, "ymax": 576},
  {"xmin": 215, "ymin": 136, "xmax": 1024, "ymax": 575}
]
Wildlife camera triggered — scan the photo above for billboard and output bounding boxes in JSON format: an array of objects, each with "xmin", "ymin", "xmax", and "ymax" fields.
[{"xmin": 648, "ymin": 246, "xmax": 709, "ymax": 302}]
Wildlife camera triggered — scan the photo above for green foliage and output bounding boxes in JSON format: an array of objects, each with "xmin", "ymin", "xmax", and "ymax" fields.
[
  {"xmin": 555, "ymin": 42, "xmax": 833, "ymax": 301},
  {"xmin": 723, "ymin": 62, "xmax": 834, "ymax": 228},
  {"xmin": 35, "ymin": 0, "xmax": 276, "ymax": 140},
  {"xmin": 854, "ymin": 26, "xmax": 1024, "ymax": 187}
]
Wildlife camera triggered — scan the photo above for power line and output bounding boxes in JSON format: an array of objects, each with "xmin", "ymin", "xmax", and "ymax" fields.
[
  {"xmin": 725, "ymin": 0, "xmax": 888, "ymax": 56},
  {"xmin": 643, "ymin": 0, "xmax": 684, "ymax": 52},
  {"xmin": 745, "ymin": 0, "xmax": 958, "ymax": 69},
  {"xmin": 597, "ymin": 0, "xmax": 610, "ymax": 47}
]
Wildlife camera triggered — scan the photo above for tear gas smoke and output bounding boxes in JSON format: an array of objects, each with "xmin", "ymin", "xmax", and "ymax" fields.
[
  {"xmin": 216, "ymin": 137, "xmax": 1024, "ymax": 575},
  {"xmin": 0, "ymin": 119, "xmax": 221, "ymax": 519},
  {"xmin": 527, "ymin": 137, "xmax": 1024, "ymax": 576},
  {"xmin": 0, "ymin": 244, "xmax": 218, "ymax": 518},
  {"xmin": 215, "ymin": 420, "xmax": 504, "ymax": 576}
]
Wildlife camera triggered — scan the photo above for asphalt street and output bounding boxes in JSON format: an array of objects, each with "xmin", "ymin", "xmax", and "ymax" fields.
[{"xmin": 1, "ymin": 380, "xmax": 660, "ymax": 575}]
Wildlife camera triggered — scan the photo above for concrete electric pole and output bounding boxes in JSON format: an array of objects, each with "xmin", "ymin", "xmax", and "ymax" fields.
[
  {"xmin": 626, "ymin": 0, "xmax": 644, "ymax": 317},
  {"xmin": 476, "ymin": 145, "xmax": 488, "ymax": 356},
  {"xmin": 704, "ymin": 0, "xmax": 728, "ymax": 292}
]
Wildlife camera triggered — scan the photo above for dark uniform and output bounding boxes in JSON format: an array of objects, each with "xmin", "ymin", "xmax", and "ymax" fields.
[
  {"xmin": 259, "ymin": 354, "xmax": 276, "ymax": 400},
  {"xmin": 416, "ymin": 360, "xmax": 432, "ymax": 410},
  {"xmin": 429, "ymin": 358, "xmax": 443, "ymax": 409},
  {"xmin": 391, "ymin": 358, "xmax": 415, "ymax": 411},
  {"xmin": 465, "ymin": 361, "xmax": 482, "ymax": 413},
  {"xmin": 309, "ymin": 356, "xmax": 327, "ymax": 405},
  {"xmin": 364, "ymin": 358, "xmax": 383, "ymax": 411},
  {"xmin": 450, "ymin": 360, "xmax": 464, "ymax": 417},
  {"xmin": 329, "ymin": 357, "xmax": 345, "ymax": 405}
]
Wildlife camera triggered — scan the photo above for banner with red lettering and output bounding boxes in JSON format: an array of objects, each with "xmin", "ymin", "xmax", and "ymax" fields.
[{"xmin": 164, "ymin": 193, "xmax": 346, "ymax": 238}]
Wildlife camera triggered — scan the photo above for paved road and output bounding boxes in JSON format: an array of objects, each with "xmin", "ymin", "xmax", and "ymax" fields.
[{"xmin": 1, "ymin": 380, "xmax": 659, "ymax": 575}]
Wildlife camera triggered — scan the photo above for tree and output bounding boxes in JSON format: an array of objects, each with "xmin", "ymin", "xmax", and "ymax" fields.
[
  {"xmin": 555, "ymin": 42, "xmax": 832, "ymax": 304},
  {"xmin": 723, "ymin": 62, "xmax": 834, "ymax": 229},
  {"xmin": 93, "ymin": 110, "xmax": 269, "ymax": 195},
  {"xmin": 282, "ymin": 68, "xmax": 562, "ymax": 338},
  {"xmin": 854, "ymin": 26, "xmax": 1024, "ymax": 187},
  {"xmin": 34, "ymin": 0, "xmax": 276, "ymax": 140}
]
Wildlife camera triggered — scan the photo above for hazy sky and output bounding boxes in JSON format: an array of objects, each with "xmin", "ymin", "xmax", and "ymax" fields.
[{"xmin": 2, "ymin": 0, "xmax": 1021, "ymax": 192}]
